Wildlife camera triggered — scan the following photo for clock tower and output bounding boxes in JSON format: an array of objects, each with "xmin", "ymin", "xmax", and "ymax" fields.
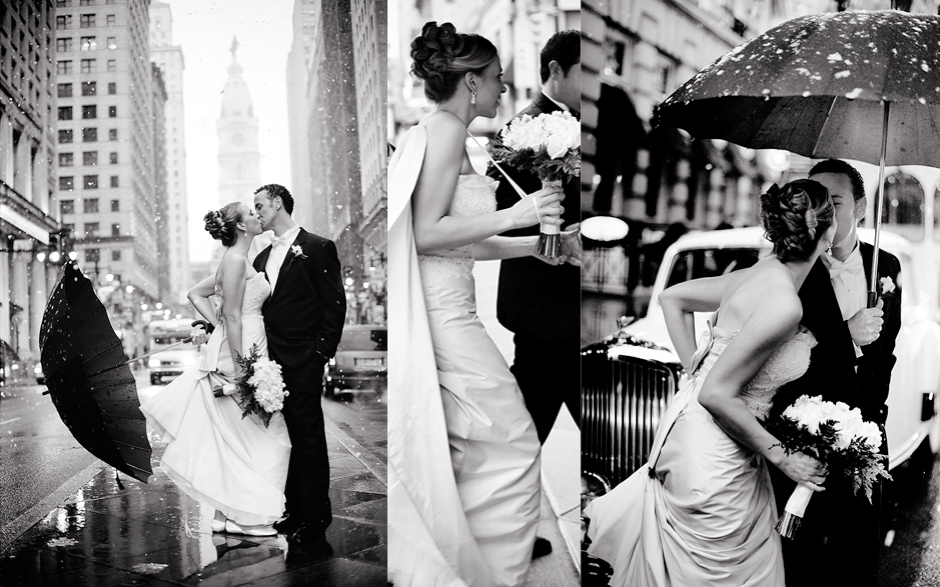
[{"xmin": 218, "ymin": 37, "xmax": 260, "ymax": 207}]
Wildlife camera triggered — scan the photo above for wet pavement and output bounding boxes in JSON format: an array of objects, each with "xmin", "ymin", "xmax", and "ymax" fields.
[{"xmin": 0, "ymin": 389, "xmax": 388, "ymax": 586}]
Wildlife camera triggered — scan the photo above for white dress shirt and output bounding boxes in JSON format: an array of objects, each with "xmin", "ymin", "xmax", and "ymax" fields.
[
  {"xmin": 264, "ymin": 225, "xmax": 301, "ymax": 293},
  {"xmin": 822, "ymin": 239, "xmax": 867, "ymax": 358}
]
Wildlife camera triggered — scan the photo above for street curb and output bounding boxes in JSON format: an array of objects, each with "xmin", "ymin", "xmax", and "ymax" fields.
[
  {"xmin": 324, "ymin": 417, "xmax": 387, "ymax": 487},
  {"xmin": 542, "ymin": 470, "xmax": 581, "ymax": 575},
  {"xmin": 0, "ymin": 459, "xmax": 104, "ymax": 553}
]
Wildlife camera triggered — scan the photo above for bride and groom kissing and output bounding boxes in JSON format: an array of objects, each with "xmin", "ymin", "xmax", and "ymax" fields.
[{"xmin": 140, "ymin": 183, "xmax": 346, "ymax": 547}]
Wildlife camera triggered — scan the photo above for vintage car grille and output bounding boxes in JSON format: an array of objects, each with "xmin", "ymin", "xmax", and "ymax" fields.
[{"xmin": 581, "ymin": 342, "xmax": 680, "ymax": 488}]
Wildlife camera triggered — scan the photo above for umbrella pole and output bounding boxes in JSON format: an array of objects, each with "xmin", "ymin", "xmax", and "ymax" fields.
[
  {"xmin": 868, "ymin": 101, "xmax": 889, "ymax": 308},
  {"xmin": 121, "ymin": 337, "xmax": 194, "ymax": 367}
]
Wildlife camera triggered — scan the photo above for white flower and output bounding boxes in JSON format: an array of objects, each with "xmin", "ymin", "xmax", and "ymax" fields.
[
  {"xmin": 546, "ymin": 135, "xmax": 568, "ymax": 159},
  {"xmin": 289, "ymin": 245, "xmax": 308, "ymax": 260},
  {"xmin": 247, "ymin": 358, "xmax": 289, "ymax": 413},
  {"xmin": 880, "ymin": 276, "xmax": 895, "ymax": 295}
]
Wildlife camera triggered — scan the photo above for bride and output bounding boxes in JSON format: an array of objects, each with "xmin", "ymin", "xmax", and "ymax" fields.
[
  {"xmin": 388, "ymin": 21, "xmax": 565, "ymax": 587},
  {"xmin": 585, "ymin": 180, "xmax": 834, "ymax": 586},
  {"xmin": 140, "ymin": 202, "xmax": 291, "ymax": 537}
]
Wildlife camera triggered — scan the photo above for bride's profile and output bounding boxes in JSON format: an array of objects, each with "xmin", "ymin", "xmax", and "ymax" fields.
[
  {"xmin": 140, "ymin": 202, "xmax": 290, "ymax": 537},
  {"xmin": 585, "ymin": 180, "xmax": 834, "ymax": 587},
  {"xmin": 387, "ymin": 21, "xmax": 565, "ymax": 587}
]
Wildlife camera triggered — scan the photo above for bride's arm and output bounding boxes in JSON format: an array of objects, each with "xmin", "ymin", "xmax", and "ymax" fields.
[
  {"xmin": 187, "ymin": 275, "xmax": 220, "ymax": 327},
  {"xmin": 660, "ymin": 272, "xmax": 736, "ymax": 369},
  {"xmin": 412, "ymin": 116, "xmax": 561, "ymax": 254},
  {"xmin": 698, "ymin": 295, "xmax": 825, "ymax": 489},
  {"xmin": 471, "ymin": 235, "xmax": 538, "ymax": 260},
  {"xmin": 218, "ymin": 255, "xmax": 247, "ymax": 370}
]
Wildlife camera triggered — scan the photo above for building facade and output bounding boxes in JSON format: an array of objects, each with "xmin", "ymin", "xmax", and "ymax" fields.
[
  {"xmin": 151, "ymin": 63, "xmax": 169, "ymax": 302},
  {"xmin": 54, "ymin": 0, "xmax": 160, "ymax": 306},
  {"xmin": 148, "ymin": 0, "xmax": 189, "ymax": 310},
  {"xmin": 217, "ymin": 38, "xmax": 260, "ymax": 209},
  {"xmin": 0, "ymin": 0, "xmax": 58, "ymax": 376},
  {"xmin": 285, "ymin": 0, "xmax": 318, "ymax": 235}
]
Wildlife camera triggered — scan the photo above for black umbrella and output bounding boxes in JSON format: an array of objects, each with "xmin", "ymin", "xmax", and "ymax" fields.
[
  {"xmin": 654, "ymin": 9, "xmax": 940, "ymax": 305},
  {"xmin": 39, "ymin": 262, "xmax": 153, "ymax": 483}
]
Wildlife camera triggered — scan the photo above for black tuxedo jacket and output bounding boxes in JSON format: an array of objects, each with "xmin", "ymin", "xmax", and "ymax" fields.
[
  {"xmin": 488, "ymin": 93, "xmax": 580, "ymax": 342},
  {"xmin": 252, "ymin": 228, "xmax": 346, "ymax": 369},
  {"xmin": 772, "ymin": 242, "xmax": 902, "ymax": 427}
]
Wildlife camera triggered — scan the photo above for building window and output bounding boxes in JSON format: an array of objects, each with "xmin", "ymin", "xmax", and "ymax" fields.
[
  {"xmin": 80, "ymin": 59, "xmax": 95, "ymax": 73},
  {"xmin": 110, "ymin": 175, "xmax": 119, "ymax": 187},
  {"xmin": 111, "ymin": 250, "xmax": 121, "ymax": 261},
  {"xmin": 107, "ymin": 59, "xmax": 116, "ymax": 72},
  {"xmin": 83, "ymin": 151, "xmax": 97, "ymax": 166},
  {"xmin": 108, "ymin": 106, "xmax": 116, "ymax": 118},
  {"xmin": 59, "ymin": 129, "xmax": 74, "ymax": 143},
  {"xmin": 111, "ymin": 223, "xmax": 120, "ymax": 237},
  {"xmin": 81, "ymin": 81, "xmax": 96, "ymax": 96},
  {"xmin": 109, "ymin": 152, "xmax": 117, "ymax": 164},
  {"xmin": 82, "ymin": 127, "xmax": 97, "ymax": 142},
  {"xmin": 80, "ymin": 36, "xmax": 96, "ymax": 51},
  {"xmin": 106, "ymin": 14, "xmax": 115, "ymax": 26},
  {"xmin": 107, "ymin": 82, "xmax": 116, "ymax": 94},
  {"xmin": 57, "ymin": 83, "xmax": 72, "ymax": 98},
  {"xmin": 80, "ymin": 14, "xmax": 95, "ymax": 28},
  {"xmin": 81, "ymin": 105, "xmax": 96, "ymax": 119},
  {"xmin": 57, "ymin": 106, "xmax": 73, "ymax": 120},
  {"xmin": 56, "ymin": 60, "xmax": 72, "ymax": 75},
  {"xmin": 56, "ymin": 38, "xmax": 72, "ymax": 52},
  {"xmin": 83, "ymin": 198, "xmax": 99, "ymax": 212},
  {"xmin": 60, "ymin": 200, "xmax": 75, "ymax": 215},
  {"xmin": 59, "ymin": 153, "xmax": 74, "ymax": 167},
  {"xmin": 80, "ymin": 0, "xmax": 95, "ymax": 5},
  {"xmin": 59, "ymin": 177, "xmax": 74, "ymax": 191},
  {"xmin": 110, "ymin": 199, "xmax": 119, "ymax": 211},
  {"xmin": 83, "ymin": 175, "xmax": 99, "ymax": 189},
  {"xmin": 84, "ymin": 222, "xmax": 99, "ymax": 238},
  {"xmin": 56, "ymin": 1, "xmax": 72, "ymax": 7},
  {"xmin": 85, "ymin": 248, "xmax": 99, "ymax": 262},
  {"xmin": 56, "ymin": 15, "xmax": 71, "ymax": 30},
  {"xmin": 107, "ymin": 37, "xmax": 116, "ymax": 50},
  {"xmin": 108, "ymin": 129, "xmax": 117, "ymax": 141}
]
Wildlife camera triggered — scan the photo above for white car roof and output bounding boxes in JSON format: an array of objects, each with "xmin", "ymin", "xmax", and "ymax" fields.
[{"xmin": 665, "ymin": 226, "xmax": 911, "ymax": 258}]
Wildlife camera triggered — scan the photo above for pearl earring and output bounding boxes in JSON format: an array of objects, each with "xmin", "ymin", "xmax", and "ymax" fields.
[
  {"xmin": 825, "ymin": 240, "xmax": 833, "ymax": 255},
  {"xmin": 471, "ymin": 91, "xmax": 477, "ymax": 105}
]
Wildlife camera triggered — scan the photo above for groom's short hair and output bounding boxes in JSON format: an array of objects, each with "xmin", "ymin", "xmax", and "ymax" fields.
[
  {"xmin": 255, "ymin": 183, "xmax": 294, "ymax": 215},
  {"xmin": 540, "ymin": 30, "xmax": 580, "ymax": 83},
  {"xmin": 808, "ymin": 159, "xmax": 865, "ymax": 202}
]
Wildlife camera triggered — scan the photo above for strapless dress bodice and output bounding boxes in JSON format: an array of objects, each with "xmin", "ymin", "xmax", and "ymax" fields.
[
  {"xmin": 418, "ymin": 174, "xmax": 498, "ymax": 285},
  {"xmin": 214, "ymin": 272, "xmax": 270, "ymax": 318}
]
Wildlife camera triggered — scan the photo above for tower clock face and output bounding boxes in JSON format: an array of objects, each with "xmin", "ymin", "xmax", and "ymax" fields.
[{"xmin": 232, "ymin": 133, "xmax": 244, "ymax": 145}]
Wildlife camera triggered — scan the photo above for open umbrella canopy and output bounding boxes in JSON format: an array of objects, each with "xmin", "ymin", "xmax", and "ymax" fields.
[
  {"xmin": 40, "ymin": 262, "xmax": 153, "ymax": 483},
  {"xmin": 654, "ymin": 10, "xmax": 940, "ymax": 167}
]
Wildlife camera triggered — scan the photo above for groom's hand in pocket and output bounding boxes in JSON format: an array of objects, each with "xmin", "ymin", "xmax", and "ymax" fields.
[{"xmin": 847, "ymin": 298, "xmax": 884, "ymax": 347}]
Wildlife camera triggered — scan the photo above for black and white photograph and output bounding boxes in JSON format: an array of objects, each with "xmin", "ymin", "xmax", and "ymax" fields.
[
  {"xmin": 0, "ymin": 1, "xmax": 387, "ymax": 585},
  {"xmin": 387, "ymin": 0, "xmax": 581, "ymax": 585},
  {"xmin": 581, "ymin": 1, "xmax": 940, "ymax": 587}
]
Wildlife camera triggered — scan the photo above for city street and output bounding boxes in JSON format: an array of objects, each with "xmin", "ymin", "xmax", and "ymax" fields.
[{"xmin": 0, "ymin": 373, "xmax": 388, "ymax": 586}]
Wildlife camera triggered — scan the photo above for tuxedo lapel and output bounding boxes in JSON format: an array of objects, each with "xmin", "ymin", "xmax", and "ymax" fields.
[
  {"xmin": 256, "ymin": 246, "xmax": 273, "ymax": 282},
  {"xmin": 271, "ymin": 229, "xmax": 308, "ymax": 300}
]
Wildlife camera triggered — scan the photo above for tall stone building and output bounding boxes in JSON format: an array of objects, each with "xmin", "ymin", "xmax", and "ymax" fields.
[
  {"xmin": 217, "ymin": 38, "xmax": 260, "ymax": 209},
  {"xmin": 0, "ymin": 1, "xmax": 58, "ymax": 375},
  {"xmin": 151, "ymin": 63, "xmax": 169, "ymax": 302},
  {"xmin": 149, "ymin": 0, "xmax": 190, "ymax": 309},
  {"xmin": 54, "ymin": 0, "xmax": 160, "ymax": 304}
]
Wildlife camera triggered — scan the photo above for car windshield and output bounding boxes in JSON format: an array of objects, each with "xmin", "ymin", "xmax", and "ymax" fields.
[
  {"xmin": 338, "ymin": 329, "xmax": 387, "ymax": 351},
  {"xmin": 665, "ymin": 247, "xmax": 765, "ymax": 289}
]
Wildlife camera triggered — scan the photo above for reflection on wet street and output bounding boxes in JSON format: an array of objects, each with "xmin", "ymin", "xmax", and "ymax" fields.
[{"xmin": 0, "ymin": 395, "xmax": 387, "ymax": 586}]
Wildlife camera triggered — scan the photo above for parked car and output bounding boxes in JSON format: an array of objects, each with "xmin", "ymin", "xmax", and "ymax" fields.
[
  {"xmin": 324, "ymin": 324, "xmax": 387, "ymax": 397},
  {"xmin": 582, "ymin": 227, "xmax": 940, "ymax": 498}
]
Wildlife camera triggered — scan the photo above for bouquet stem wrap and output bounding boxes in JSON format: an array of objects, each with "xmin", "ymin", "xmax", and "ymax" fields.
[
  {"xmin": 536, "ymin": 179, "xmax": 562, "ymax": 258},
  {"xmin": 776, "ymin": 482, "xmax": 814, "ymax": 538}
]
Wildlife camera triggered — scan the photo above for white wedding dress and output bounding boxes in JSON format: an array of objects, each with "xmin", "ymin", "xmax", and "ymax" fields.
[
  {"xmin": 140, "ymin": 272, "xmax": 291, "ymax": 526},
  {"xmin": 387, "ymin": 119, "xmax": 541, "ymax": 587}
]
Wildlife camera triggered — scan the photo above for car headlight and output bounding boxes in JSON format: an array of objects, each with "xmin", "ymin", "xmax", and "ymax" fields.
[
  {"xmin": 148, "ymin": 358, "xmax": 160, "ymax": 368},
  {"xmin": 33, "ymin": 364, "xmax": 43, "ymax": 375}
]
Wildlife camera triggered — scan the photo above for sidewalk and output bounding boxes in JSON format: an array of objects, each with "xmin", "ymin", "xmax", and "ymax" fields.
[{"xmin": 0, "ymin": 399, "xmax": 388, "ymax": 587}]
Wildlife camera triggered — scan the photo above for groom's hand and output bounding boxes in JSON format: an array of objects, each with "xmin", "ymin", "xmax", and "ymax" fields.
[{"xmin": 847, "ymin": 298, "xmax": 884, "ymax": 347}]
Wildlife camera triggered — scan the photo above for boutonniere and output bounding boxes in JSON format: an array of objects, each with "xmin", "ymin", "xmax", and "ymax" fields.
[
  {"xmin": 879, "ymin": 276, "xmax": 896, "ymax": 296},
  {"xmin": 289, "ymin": 245, "xmax": 308, "ymax": 260}
]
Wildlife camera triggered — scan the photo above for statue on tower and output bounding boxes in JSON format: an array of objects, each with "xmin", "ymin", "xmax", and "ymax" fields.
[{"xmin": 230, "ymin": 36, "xmax": 238, "ymax": 57}]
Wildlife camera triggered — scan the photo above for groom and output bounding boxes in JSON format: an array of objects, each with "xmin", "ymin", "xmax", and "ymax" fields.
[
  {"xmin": 252, "ymin": 184, "xmax": 346, "ymax": 545},
  {"xmin": 769, "ymin": 159, "xmax": 901, "ymax": 587}
]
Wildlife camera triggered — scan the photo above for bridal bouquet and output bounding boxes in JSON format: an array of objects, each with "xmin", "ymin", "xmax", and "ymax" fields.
[
  {"xmin": 491, "ymin": 110, "xmax": 581, "ymax": 257},
  {"xmin": 213, "ymin": 343, "xmax": 289, "ymax": 428},
  {"xmin": 764, "ymin": 395, "xmax": 890, "ymax": 538}
]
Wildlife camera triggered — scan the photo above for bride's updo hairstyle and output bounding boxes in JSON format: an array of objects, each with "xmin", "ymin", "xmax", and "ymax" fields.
[
  {"xmin": 410, "ymin": 21, "xmax": 498, "ymax": 103},
  {"xmin": 203, "ymin": 202, "xmax": 242, "ymax": 247},
  {"xmin": 760, "ymin": 179, "xmax": 834, "ymax": 263}
]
